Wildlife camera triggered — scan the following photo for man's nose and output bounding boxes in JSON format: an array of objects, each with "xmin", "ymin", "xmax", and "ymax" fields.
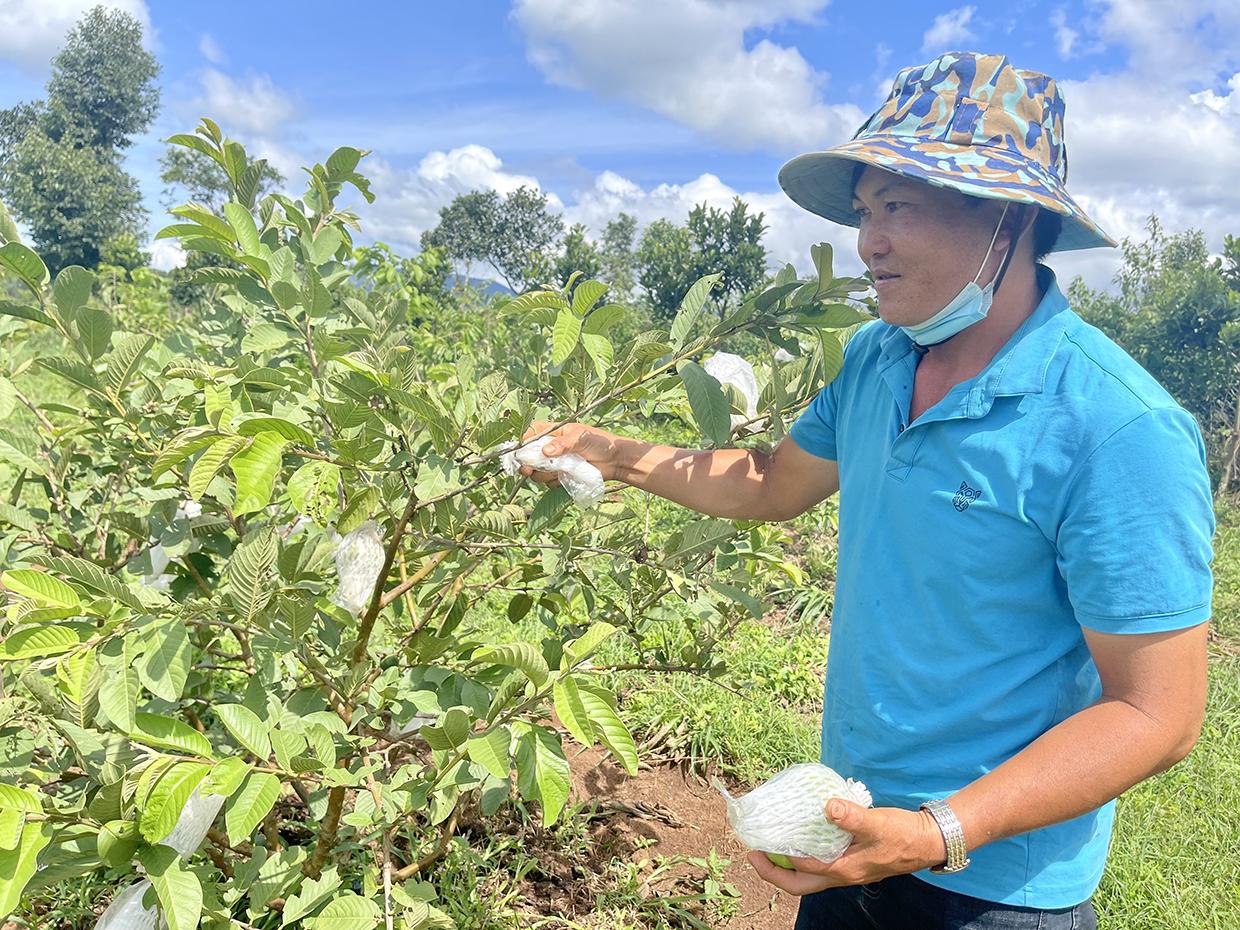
[{"xmin": 857, "ymin": 220, "xmax": 889, "ymax": 267}]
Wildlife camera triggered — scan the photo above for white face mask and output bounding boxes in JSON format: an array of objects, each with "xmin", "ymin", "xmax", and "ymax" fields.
[{"xmin": 899, "ymin": 202, "xmax": 1012, "ymax": 347}]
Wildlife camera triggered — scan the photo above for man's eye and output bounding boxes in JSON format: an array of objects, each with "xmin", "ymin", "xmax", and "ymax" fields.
[
  {"xmin": 885, "ymin": 201, "xmax": 907, "ymax": 213},
  {"xmin": 853, "ymin": 206, "xmax": 870, "ymax": 220}
]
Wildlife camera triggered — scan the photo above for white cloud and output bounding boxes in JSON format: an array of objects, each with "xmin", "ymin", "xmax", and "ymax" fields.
[
  {"xmin": 510, "ymin": 0, "xmax": 865, "ymax": 152},
  {"xmin": 1090, "ymin": 0, "xmax": 1240, "ymax": 86},
  {"xmin": 198, "ymin": 33, "xmax": 224, "ymax": 65},
  {"xmin": 921, "ymin": 6, "xmax": 976, "ymax": 53},
  {"xmin": 362, "ymin": 145, "xmax": 563, "ymax": 251},
  {"xmin": 149, "ymin": 238, "xmax": 187, "ymax": 271},
  {"xmin": 0, "ymin": 0, "xmax": 152, "ymax": 74},
  {"xmin": 197, "ymin": 69, "xmax": 297, "ymax": 137},
  {"xmin": 1050, "ymin": 9, "xmax": 1079, "ymax": 58}
]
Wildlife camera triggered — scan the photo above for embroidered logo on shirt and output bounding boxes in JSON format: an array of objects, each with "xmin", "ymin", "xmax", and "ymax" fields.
[{"xmin": 952, "ymin": 481, "xmax": 981, "ymax": 512}]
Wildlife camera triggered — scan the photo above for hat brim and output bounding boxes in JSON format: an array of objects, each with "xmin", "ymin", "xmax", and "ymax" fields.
[{"xmin": 778, "ymin": 137, "xmax": 1116, "ymax": 253}]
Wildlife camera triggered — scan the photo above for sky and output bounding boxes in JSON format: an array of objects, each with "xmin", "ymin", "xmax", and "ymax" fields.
[{"xmin": 1, "ymin": 0, "xmax": 1238, "ymax": 290}]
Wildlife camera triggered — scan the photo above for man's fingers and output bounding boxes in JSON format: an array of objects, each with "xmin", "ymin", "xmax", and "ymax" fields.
[{"xmin": 747, "ymin": 851, "xmax": 838, "ymax": 896}]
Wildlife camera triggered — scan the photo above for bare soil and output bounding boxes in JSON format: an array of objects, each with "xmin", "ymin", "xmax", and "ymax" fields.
[{"xmin": 519, "ymin": 742, "xmax": 801, "ymax": 929}]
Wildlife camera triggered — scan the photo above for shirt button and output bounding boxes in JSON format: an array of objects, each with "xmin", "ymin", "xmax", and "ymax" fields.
[{"xmin": 898, "ymin": 424, "xmax": 905, "ymax": 433}]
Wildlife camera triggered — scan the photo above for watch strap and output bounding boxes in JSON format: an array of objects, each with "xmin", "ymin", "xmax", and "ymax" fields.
[{"xmin": 920, "ymin": 798, "xmax": 971, "ymax": 873}]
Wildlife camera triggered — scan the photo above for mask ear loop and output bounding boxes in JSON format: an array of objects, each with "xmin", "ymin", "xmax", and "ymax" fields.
[{"xmin": 989, "ymin": 204, "xmax": 1026, "ymax": 296}]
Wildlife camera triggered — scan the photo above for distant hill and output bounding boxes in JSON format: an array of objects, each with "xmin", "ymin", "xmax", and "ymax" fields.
[{"xmin": 444, "ymin": 274, "xmax": 515, "ymax": 298}]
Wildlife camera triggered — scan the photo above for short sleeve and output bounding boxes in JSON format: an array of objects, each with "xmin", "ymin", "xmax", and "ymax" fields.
[
  {"xmin": 1055, "ymin": 407, "xmax": 1215, "ymax": 633},
  {"xmin": 789, "ymin": 375, "xmax": 841, "ymax": 461}
]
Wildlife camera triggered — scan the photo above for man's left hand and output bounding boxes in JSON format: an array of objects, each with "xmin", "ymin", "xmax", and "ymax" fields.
[{"xmin": 747, "ymin": 799, "xmax": 949, "ymax": 896}]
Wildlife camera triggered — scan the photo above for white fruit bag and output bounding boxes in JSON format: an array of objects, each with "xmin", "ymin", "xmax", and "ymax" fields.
[
  {"xmin": 713, "ymin": 763, "xmax": 872, "ymax": 867},
  {"xmin": 331, "ymin": 520, "xmax": 387, "ymax": 617},
  {"xmin": 95, "ymin": 879, "xmax": 158, "ymax": 930},
  {"xmin": 703, "ymin": 352, "xmax": 759, "ymax": 432},
  {"xmin": 499, "ymin": 435, "xmax": 606, "ymax": 508}
]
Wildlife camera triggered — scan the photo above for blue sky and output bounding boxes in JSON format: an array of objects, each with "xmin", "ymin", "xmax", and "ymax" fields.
[{"xmin": 1, "ymin": 0, "xmax": 1238, "ymax": 288}]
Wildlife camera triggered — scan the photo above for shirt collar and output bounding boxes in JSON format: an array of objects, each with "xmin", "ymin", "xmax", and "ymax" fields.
[{"xmin": 876, "ymin": 265, "xmax": 1071, "ymax": 419}]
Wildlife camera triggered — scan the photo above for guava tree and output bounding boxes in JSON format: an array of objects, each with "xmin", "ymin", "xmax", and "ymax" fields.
[{"xmin": 0, "ymin": 119, "xmax": 872, "ymax": 929}]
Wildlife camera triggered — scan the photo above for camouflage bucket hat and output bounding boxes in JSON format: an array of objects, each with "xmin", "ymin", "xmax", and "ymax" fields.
[{"xmin": 778, "ymin": 51, "xmax": 1116, "ymax": 252}]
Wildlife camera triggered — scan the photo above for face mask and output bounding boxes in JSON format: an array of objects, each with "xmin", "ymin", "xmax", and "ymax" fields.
[{"xmin": 899, "ymin": 203, "xmax": 1013, "ymax": 347}]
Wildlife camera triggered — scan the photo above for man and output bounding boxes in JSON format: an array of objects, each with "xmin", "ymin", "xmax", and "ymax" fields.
[{"xmin": 518, "ymin": 52, "xmax": 1215, "ymax": 929}]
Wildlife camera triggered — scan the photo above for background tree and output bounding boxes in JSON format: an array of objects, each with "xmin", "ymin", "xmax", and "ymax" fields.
[
  {"xmin": 0, "ymin": 5, "xmax": 159, "ymax": 271},
  {"xmin": 636, "ymin": 198, "xmax": 769, "ymax": 320},
  {"xmin": 423, "ymin": 185, "xmax": 563, "ymax": 292},
  {"xmin": 1069, "ymin": 217, "xmax": 1240, "ymax": 487},
  {"xmin": 159, "ymin": 145, "xmax": 284, "ymax": 213},
  {"xmin": 601, "ymin": 212, "xmax": 638, "ymax": 301},
  {"xmin": 553, "ymin": 222, "xmax": 602, "ymax": 289}
]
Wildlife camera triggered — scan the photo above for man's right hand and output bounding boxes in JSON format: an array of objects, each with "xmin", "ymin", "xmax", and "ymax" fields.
[{"xmin": 517, "ymin": 420, "xmax": 627, "ymax": 486}]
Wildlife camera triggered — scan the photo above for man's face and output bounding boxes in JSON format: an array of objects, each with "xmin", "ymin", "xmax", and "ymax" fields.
[{"xmin": 851, "ymin": 165, "xmax": 1012, "ymax": 327}]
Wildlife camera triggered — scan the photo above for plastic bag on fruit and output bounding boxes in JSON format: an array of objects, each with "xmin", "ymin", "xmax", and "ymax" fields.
[
  {"xmin": 713, "ymin": 762, "xmax": 872, "ymax": 866},
  {"xmin": 331, "ymin": 519, "xmax": 387, "ymax": 617},
  {"xmin": 159, "ymin": 785, "xmax": 226, "ymax": 857},
  {"xmin": 95, "ymin": 879, "xmax": 158, "ymax": 930},
  {"xmin": 499, "ymin": 435, "xmax": 606, "ymax": 508},
  {"xmin": 703, "ymin": 352, "xmax": 760, "ymax": 433}
]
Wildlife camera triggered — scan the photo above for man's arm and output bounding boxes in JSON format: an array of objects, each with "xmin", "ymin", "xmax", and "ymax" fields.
[
  {"xmin": 613, "ymin": 432, "xmax": 839, "ymax": 521},
  {"xmin": 517, "ymin": 420, "xmax": 839, "ymax": 521},
  {"xmin": 747, "ymin": 621, "xmax": 1210, "ymax": 895}
]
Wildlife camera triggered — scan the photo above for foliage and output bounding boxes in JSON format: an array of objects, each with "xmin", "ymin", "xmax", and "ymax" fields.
[
  {"xmin": 1068, "ymin": 217, "xmax": 1240, "ymax": 484},
  {"xmin": 44, "ymin": 6, "xmax": 161, "ymax": 151},
  {"xmin": 423, "ymin": 186, "xmax": 564, "ymax": 293},
  {"xmin": 0, "ymin": 6, "xmax": 159, "ymax": 273},
  {"xmin": 553, "ymin": 224, "xmax": 602, "ymax": 292},
  {"xmin": 637, "ymin": 198, "xmax": 769, "ymax": 320},
  {"xmin": 601, "ymin": 212, "xmax": 639, "ymax": 302},
  {"xmin": 0, "ymin": 117, "xmax": 873, "ymax": 929},
  {"xmin": 160, "ymin": 145, "xmax": 285, "ymax": 214}
]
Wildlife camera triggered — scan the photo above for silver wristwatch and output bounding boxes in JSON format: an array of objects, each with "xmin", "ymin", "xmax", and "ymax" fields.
[{"xmin": 920, "ymin": 798, "xmax": 971, "ymax": 873}]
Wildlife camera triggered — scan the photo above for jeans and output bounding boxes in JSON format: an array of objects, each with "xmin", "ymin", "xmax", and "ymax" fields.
[{"xmin": 793, "ymin": 873, "xmax": 1098, "ymax": 930}]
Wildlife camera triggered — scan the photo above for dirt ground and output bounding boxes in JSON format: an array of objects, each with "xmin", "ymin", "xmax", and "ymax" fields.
[{"xmin": 554, "ymin": 743, "xmax": 801, "ymax": 930}]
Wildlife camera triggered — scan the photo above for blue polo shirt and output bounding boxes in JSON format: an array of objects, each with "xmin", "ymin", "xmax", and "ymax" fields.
[{"xmin": 788, "ymin": 266, "xmax": 1215, "ymax": 908}]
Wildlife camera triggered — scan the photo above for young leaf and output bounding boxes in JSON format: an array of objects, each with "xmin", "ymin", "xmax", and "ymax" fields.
[
  {"xmin": 550, "ymin": 309, "xmax": 582, "ymax": 368},
  {"xmin": 130, "ymin": 712, "xmax": 213, "ymax": 758},
  {"xmin": 0, "ymin": 625, "xmax": 82, "ymax": 660},
  {"xmin": 669, "ymin": 273, "xmax": 721, "ymax": 349},
  {"xmin": 235, "ymin": 416, "xmax": 316, "ymax": 447},
  {"xmin": 229, "ymin": 431, "xmax": 289, "ymax": 514},
  {"xmin": 470, "ymin": 642, "xmax": 549, "ymax": 688},
  {"xmin": 106, "ymin": 334, "xmax": 155, "ymax": 395},
  {"xmin": 570, "ymin": 280, "xmax": 608, "ymax": 317},
  {"xmin": 514, "ymin": 725, "xmax": 570, "ymax": 827},
  {"xmin": 577, "ymin": 684, "xmax": 638, "ymax": 775},
  {"xmin": 307, "ymin": 893, "xmax": 381, "ymax": 930},
  {"xmin": 466, "ymin": 726, "xmax": 512, "ymax": 781},
  {"xmin": 282, "ymin": 865, "xmax": 342, "ymax": 925},
  {"xmin": 75, "ymin": 306, "xmax": 113, "ymax": 361},
  {"xmin": 564, "ymin": 621, "xmax": 619, "ymax": 666},
  {"xmin": 189, "ymin": 435, "xmax": 248, "ymax": 500},
  {"xmin": 98, "ymin": 667, "xmax": 139, "ymax": 733},
  {"xmin": 0, "ymin": 784, "xmax": 44, "ymax": 814},
  {"xmin": 0, "ymin": 242, "xmax": 50, "ymax": 294},
  {"xmin": 151, "ymin": 427, "xmax": 221, "ymax": 479},
  {"xmin": 216, "ymin": 704, "xmax": 271, "ymax": 759},
  {"xmin": 53, "ymin": 265, "xmax": 94, "ymax": 315},
  {"xmin": 678, "ymin": 360, "xmax": 732, "ymax": 448},
  {"xmin": 140, "ymin": 762, "xmax": 210, "ymax": 842},
  {"xmin": 224, "ymin": 771, "xmax": 280, "ymax": 844},
  {"xmin": 225, "ymin": 526, "xmax": 278, "ymax": 622},
  {"xmin": 200, "ymin": 756, "xmax": 251, "ymax": 798},
  {"xmin": 139, "ymin": 844, "xmax": 204, "ymax": 930},
  {"xmin": 139, "ymin": 620, "xmax": 192, "ymax": 702},
  {"xmin": 1, "ymin": 569, "xmax": 81, "ymax": 607},
  {"xmin": 552, "ymin": 676, "xmax": 595, "ymax": 748},
  {"xmin": 0, "ymin": 821, "xmax": 53, "ymax": 917},
  {"xmin": 224, "ymin": 202, "xmax": 261, "ymax": 256}
]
